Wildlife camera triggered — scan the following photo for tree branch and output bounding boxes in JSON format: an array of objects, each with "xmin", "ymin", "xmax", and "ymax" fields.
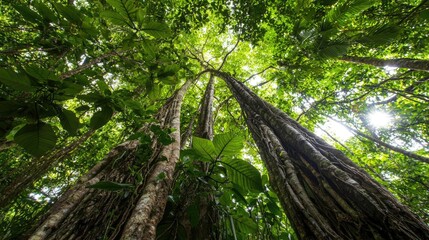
[{"xmin": 217, "ymin": 39, "xmax": 240, "ymax": 71}]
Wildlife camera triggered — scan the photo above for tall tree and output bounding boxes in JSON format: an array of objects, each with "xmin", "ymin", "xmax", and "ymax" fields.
[
  {"xmin": 211, "ymin": 69, "xmax": 429, "ymax": 239},
  {"xmin": 27, "ymin": 79, "xmax": 191, "ymax": 239}
]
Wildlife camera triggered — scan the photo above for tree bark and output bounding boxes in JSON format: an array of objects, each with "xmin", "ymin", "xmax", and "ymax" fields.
[
  {"xmin": 185, "ymin": 74, "xmax": 218, "ymax": 240},
  {"xmin": 340, "ymin": 56, "xmax": 429, "ymax": 72},
  {"xmin": 0, "ymin": 129, "xmax": 95, "ymax": 209},
  {"xmin": 211, "ymin": 69, "xmax": 429, "ymax": 240},
  {"xmin": 27, "ymin": 80, "xmax": 191, "ymax": 240}
]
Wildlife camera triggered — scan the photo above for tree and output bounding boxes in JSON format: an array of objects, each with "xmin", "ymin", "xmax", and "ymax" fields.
[
  {"xmin": 27, "ymin": 79, "xmax": 191, "ymax": 239},
  {"xmin": 211, "ymin": 69, "xmax": 429, "ymax": 239}
]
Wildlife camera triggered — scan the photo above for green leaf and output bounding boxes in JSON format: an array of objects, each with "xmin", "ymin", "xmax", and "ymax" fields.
[
  {"xmin": 229, "ymin": 186, "xmax": 248, "ymax": 204},
  {"xmin": 192, "ymin": 136, "xmax": 216, "ymax": 160},
  {"xmin": 326, "ymin": 0, "xmax": 375, "ymax": 25},
  {"xmin": 97, "ymin": 80, "xmax": 111, "ymax": 95},
  {"xmin": 156, "ymin": 172, "xmax": 167, "ymax": 181},
  {"xmin": 59, "ymin": 109, "xmax": 80, "ymax": 135},
  {"xmin": 221, "ymin": 158, "xmax": 263, "ymax": 193},
  {"xmin": 53, "ymin": 3, "xmax": 83, "ymax": 25},
  {"xmin": 24, "ymin": 65, "xmax": 59, "ymax": 82},
  {"xmin": 142, "ymin": 22, "xmax": 172, "ymax": 38},
  {"xmin": 77, "ymin": 92, "xmax": 104, "ymax": 103},
  {"xmin": 87, "ymin": 181, "xmax": 134, "ymax": 191},
  {"xmin": 141, "ymin": 39, "xmax": 156, "ymax": 58},
  {"xmin": 0, "ymin": 69, "xmax": 35, "ymax": 91},
  {"xmin": 13, "ymin": 4, "xmax": 43, "ymax": 23},
  {"xmin": 357, "ymin": 25, "xmax": 401, "ymax": 46},
  {"xmin": 213, "ymin": 132, "xmax": 244, "ymax": 157},
  {"xmin": 100, "ymin": 10, "xmax": 129, "ymax": 26},
  {"xmin": 33, "ymin": 1, "xmax": 58, "ymax": 23},
  {"xmin": 106, "ymin": 0, "xmax": 137, "ymax": 17},
  {"xmin": 136, "ymin": 8, "xmax": 147, "ymax": 27},
  {"xmin": 90, "ymin": 106, "xmax": 114, "ymax": 129},
  {"xmin": 150, "ymin": 125, "xmax": 174, "ymax": 145},
  {"xmin": 75, "ymin": 105, "xmax": 90, "ymax": 112},
  {"xmin": 14, "ymin": 123, "xmax": 57, "ymax": 157},
  {"xmin": 319, "ymin": 43, "xmax": 349, "ymax": 58},
  {"xmin": 234, "ymin": 215, "xmax": 258, "ymax": 234}
]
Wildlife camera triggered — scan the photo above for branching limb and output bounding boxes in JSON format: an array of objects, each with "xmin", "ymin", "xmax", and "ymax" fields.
[{"xmin": 217, "ymin": 39, "xmax": 240, "ymax": 71}]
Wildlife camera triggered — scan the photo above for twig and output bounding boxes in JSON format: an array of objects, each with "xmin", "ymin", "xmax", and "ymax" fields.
[{"xmin": 217, "ymin": 39, "xmax": 240, "ymax": 71}]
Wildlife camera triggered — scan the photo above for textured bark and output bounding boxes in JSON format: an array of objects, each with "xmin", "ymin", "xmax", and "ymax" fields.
[
  {"xmin": 157, "ymin": 75, "xmax": 218, "ymax": 240},
  {"xmin": 27, "ymin": 80, "xmax": 191, "ymax": 240},
  {"xmin": 340, "ymin": 56, "xmax": 429, "ymax": 72},
  {"xmin": 0, "ymin": 129, "xmax": 95, "ymax": 209},
  {"xmin": 212, "ymin": 70, "xmax": 429, "ymax": 240},
  {"xmin": 121, "ymin": 80, "xmax": 191, "ymax": 240},
  {"xmin": 191, "ymin": 74, "xmax": 218, "ymax": 240},
  {"xmin": 181, "ymin": 74, "xmax": 218, "ymax": 240},
  {"xmin": 195, "ymin": 74, "xmax": 215, "ymax": 140}
]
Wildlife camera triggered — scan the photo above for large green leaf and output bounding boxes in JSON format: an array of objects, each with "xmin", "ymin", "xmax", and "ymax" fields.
[
  {"xmin": 326, "ymin": 0, "xmax": 376, "ymax": 25},
  {"xmin": 13, "ymin": 4, "xmax": 43, "ymax": 23},
  {"xmin": 234, "ymin": 214, "xmax": 258, "ymax": 235},
  {"xmin": 141, "ymin": 39, "xmax": 157, "ymax": 58},
  {"xmin": 192, "ymin": 136, "xmax": 216, "ymax": 160},
  {"xmin": 0, "ymin": 69, "xmax": 35, "ymax": 91},
  {"xmin": 14, "ymin": 123, "xmax": 57, "ymax": 157},
  {"xmin": 221, "ymin": 158, "xmax": 263, "ymax": 193},
  {"xmin": 319, "ymin": 43, "xmax": 349, "ymax": 58},
  {"xmin": 59, "ymin": 109, "xmax": 80, "ymax": 135},
  {"xmin": 106, "ymin": 0, "xmax": 138, "ymax": 17},
  {"xmin": 213, "ymin": 132, "xmax": 244, "ymax": 157},
  {"xmin": 90, "ymin": 106, "xmax": 114, "ymax": 129},
  {"xmin": 100, "ymin": 10, "xmax": 129, "ymax": 26},
  {"xmin": 357, "ymin": 25, "xmax": 401, "ymax": 46},
  {"xmin": 142, "ymin": 22, "xmax": 172, "ymax": 38},
  {"xmin": 24, "ymin": 65, "xmax": 59, "ymax": 82},
  {"xmin": 53, "ymin": 3, "xmax": 83, "ymax": 25},
  {"xmin": 33, "ymin": 1, "xmax": 58, "ymax": 23}
]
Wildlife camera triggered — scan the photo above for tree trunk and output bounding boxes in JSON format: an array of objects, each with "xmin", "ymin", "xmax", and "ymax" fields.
[
  {"xmin": 0, "ymin": 129, "xmax": 95, "ymax": 209},
  {"xmin": 212, "ymin": 70, "xmax": 429, "ymax": 240},
  {"xmin": 27, "ymin": 80, "xmax": 191, "ymax": 240},
  {"xmin": 340, "ymin": 56, "xmax": 429, "ymax": 72},
  {"xmin": 183, "ymin": 74, "xmax": 218, "ymax": 240},
  {"xmin": 191, "ymin": 74, "xmax": 218, "ymax": 240}
]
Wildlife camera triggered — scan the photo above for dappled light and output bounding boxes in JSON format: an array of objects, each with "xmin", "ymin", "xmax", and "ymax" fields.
[{"xmin": 1, "ymin": 0, "xmax": 428, "ymax": 239}]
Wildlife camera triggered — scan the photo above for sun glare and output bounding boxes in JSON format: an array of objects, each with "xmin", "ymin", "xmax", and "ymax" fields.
[
  {"xmin": 367, "ymin": 111, "xmax": 392, "ymax": 128},
  {"xmin": 315, "ymin": 119, "xmax": 354, "ymax": 141},
  {"xmin": 383, "ymin": 65, "xmax": 398, "ymax": 75}
]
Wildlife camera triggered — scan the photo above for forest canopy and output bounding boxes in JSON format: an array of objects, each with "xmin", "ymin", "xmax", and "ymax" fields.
[{"xmin": 0, "ymin": 0, "xmax": 428, "ymax": 239}]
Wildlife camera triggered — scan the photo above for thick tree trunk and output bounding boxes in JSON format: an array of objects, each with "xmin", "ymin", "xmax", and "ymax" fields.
[
  {"xmin": 340, "ymin": 56, "xmax": 429, "ymax": 72},
  {"xmin": 27, "ymin": 80, "xmax": 191, "ymax": 240},
  {"xmin": 0, "ymin": 129, "xmax": 95, "ymax": 209},
  {"xmin": 183, "ymin": 74, "xmax": 218, "ymax": 240},
  {"xmin": 212, "ymin": 70, "xmax": 429, "ymax": 239}
]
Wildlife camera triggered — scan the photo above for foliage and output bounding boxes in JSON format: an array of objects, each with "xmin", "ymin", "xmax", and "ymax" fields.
[{"xmin": 0, "ymin": 0, "xmax": 428, "ymax": 239}]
